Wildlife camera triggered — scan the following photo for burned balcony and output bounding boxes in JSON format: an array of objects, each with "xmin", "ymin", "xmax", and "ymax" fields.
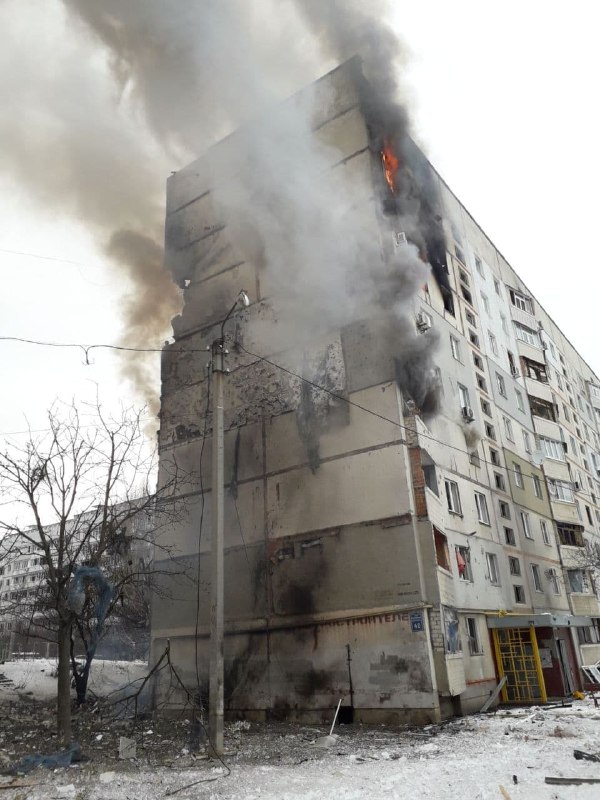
[
  {"xmin": 528, "ymin": 395, "xmax": 558, "ymax": 422},
  {"xmin": 557, "ymin": 522, "xmax": 584, "ymax": 547},
  {"xmin": 522, "ymin": 357, "xmax": 548, "ymax": 383}
]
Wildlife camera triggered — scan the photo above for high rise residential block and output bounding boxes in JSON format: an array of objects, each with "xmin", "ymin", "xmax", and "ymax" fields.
[{"xmin": 152, "ymin": 58, "xmax": 600, "ymax": 722}]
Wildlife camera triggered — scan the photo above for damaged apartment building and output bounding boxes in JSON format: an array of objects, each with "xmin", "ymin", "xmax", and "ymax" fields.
[{"xmin": 151, "ymin": 58, "xmax": 600, "ymax": 723}]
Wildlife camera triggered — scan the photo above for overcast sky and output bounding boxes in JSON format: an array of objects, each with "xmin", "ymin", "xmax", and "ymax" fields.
[{"xmin": 1, "ymin": 0, "xmax": 598, "ymax": 447}]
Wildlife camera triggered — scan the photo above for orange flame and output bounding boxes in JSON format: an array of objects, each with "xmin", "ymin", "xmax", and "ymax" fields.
[{"xmin": 381, "ymin": 138, "xmax": 399, "ymax": 194}]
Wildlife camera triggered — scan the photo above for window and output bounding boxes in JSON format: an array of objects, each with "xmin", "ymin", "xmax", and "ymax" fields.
[
  {"xmin": 458, "ymin": 384, "xmax": 470, "ymax": 409},
  {"xmin": 466, "ymin": 310, "xmax": 476, "ymax": 327},
  {"xmin": 529, "ymin": 396, "xmax": 557, "ymax": 422},
  {"xmin": 474, "ymin": 256, "xmax": 483, "ymax": 276},
  {"xmin": 499, "ymin": 501, "xmax": 511, "ymax": 519},
  {"xmin": 450, "ymin": 335, "xmax": 461, "ymax": 361},
  {"xmin": 455, "ymin": 244, "xmax": 466, "ymax": 265},
  {"xmin": 539, "ymin": 436, "xmax": 565, "ymax": 461},
  {"xmin": 523, "ymin": 430, "xmax": 531, "ymax": 453},
  {"xmin": 500, "ymin": 314, "xmax": 508, "ymax": 334},
  {"xmin": 509, "ymin": 288, "xmax": 534, "ymax": 314},
  {"xmin": 489, "ymin": 331, "xmax": 498, "ymax": 356},
  {"xmin": 459, "ymin": 269, "xmax": 470, "ymax": 286},
  {"xmin": 481, "ymin": 293, "xmax": 490, "ymax": 314},
  {"xmin": 563, "ymin": 404, "xmax": 570, "ymax": 422},
  {"xmin": 514, "ymin": 584, "xmax": 526, "ymax": 604},
  {"xmin": 462, "ymin": 285, "xmax": 473, "ymax": 305},
  {"xmin": 473, "ymin": 353, "xmax": 484, "ymax": 370},
  {"xmin": 423, "ymin": 464, "xmax": 439, "ymax": 495},
  {"xmin": 557, "ymin": 522, "xmax": 584, "ymax": 547},
  {"xmin": 504, "ymin": 417, "xmax": 514, "ymax": 441},
  {"xmin": 494, "ymin": 472, "xmax": 506, "ymax": 491},
  {"xmin": 445, "ymin": 479, "xmax": 462, "ymax": 514},
  {"xmin": 496, "ymin": 373, "xmax": 506, "ymax": 397},
  {"xmin": 548, "ymin": 479, "xmax": 575, "ymax": 503},
  {"xmin": 520, "ymin": 511, "xmax": 533, "ymax": 539},
  {"xmin": 533, "ymin": 475, "xmax": 543, "ymax": 499},
  {"xmin": 476, "ymin": 374, "xmax": 488, "ymax": 392},
  {"xmin": 577, "ymin": 625, "xmax": 600, "ymax": 645},
  {"xmin": 547, "ymin": 568, "xmax": 560, "ymax": 595},
  {"xmin": 490, "ymin": 448, "xmax": 500, "ymax": 466},
  {"xmin": 515, "ymin": 391, "xmax": 525, "ymax": 415},
  {"xmin": 509, "ymin": 556, "xmax": 521, "ymax": 576},
  {"xmin": 466, "ymin": 617, "xmax": 483, "ymax": 655},
  {"xmin": 485, "ymin": 422, "xmax": 496, "ymax": 440},
  {"xmin": 443, "ymin": 606, "xmax": 462, "ymax": 654},
  {"xmin": 568, "ymin": 569, "xmax": 591, "ymax": 594},
  {"xmin": 494, "ymin": 278, "xmax": 501, "ymax": 296},
  {"xmin": 469, "ymin": 330, "xmax": 480, "ymax": 348},
  {"xmin": 456, "ymin": 546, "xmax": 473, "ymax": 581},
  {"xmin": 515, "ymin": 322, "xmax": 540, "ymax": 347},
  {"xmin": 481, "ymin": 398, "xmax": 492, "ymax": 417},
  {"xmin": 434, "ymin": 527, "xmax": 451, "ymax": 571},
  {"xmin": 486, "ymin": 553, "xmax": 500, "ymax": 586},
  {"xmin": 523, "ymin": 358, "xmax": 548, "ymax": 383},
  {"xmin": 475, "ymin": 492, "xmax": 490, "ymax": 524},
  {"xmin": 540, "ymin": 520, "xmax": 551, "ymax": 545},
  {"xmin": 531, "ymin": 564, "xmax": 543, "ymax": 593},
  {"xmin": 513, "ymin": 463, "xmax": 524, "ymax": 489}
]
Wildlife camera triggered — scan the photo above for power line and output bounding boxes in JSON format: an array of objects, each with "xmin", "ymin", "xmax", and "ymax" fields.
[
  {"xmin": 1, "ymin": 331, "xmax": 599, "ymax": 504},
  {"xmin": 236, "ymin": 344, "xmax": 600, "ymax": 505}
]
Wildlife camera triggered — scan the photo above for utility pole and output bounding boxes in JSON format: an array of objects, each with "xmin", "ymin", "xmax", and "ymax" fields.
[
  {"xmin": 207, "ymin": 290, "xmax": 249, "ymax": 757},
  {"xmin": 208, "ymin": 336, "xmax": 225, "ymax": 756}
]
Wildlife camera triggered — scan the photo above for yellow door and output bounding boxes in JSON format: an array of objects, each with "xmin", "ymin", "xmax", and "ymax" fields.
[{"xmin": 492, "ymin": 626, "xmax": 547, "ymax": 704}]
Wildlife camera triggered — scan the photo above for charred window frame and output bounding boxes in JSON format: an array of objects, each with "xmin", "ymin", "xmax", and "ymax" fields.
[
  {"xmin": 434, "ymin": 527, "xmax": 451, "ymax": 571},
  {"xmin": 509, "ymin": 289, "xmax": 534, "ymax": 314},
  {"xmin": 557, "ymin": 522, "xmax": 584, "ymax": 547}
]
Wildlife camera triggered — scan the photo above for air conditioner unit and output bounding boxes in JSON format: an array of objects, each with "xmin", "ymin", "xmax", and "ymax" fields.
[
  {"xmin": 416, "ymin": 312, "xmax": 432, "ymax": 331},
  {"xmin": 461, "ymin": 406, "xmax": 475, "ymax": 423}
]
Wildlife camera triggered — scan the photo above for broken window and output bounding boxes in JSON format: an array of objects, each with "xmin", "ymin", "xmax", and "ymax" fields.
[
  {"xmin": 529, "ymin": 396, "xmax": 557, "ymax": 422},
  {"xmin": 475, "ymin": 492, "xmax": 490, "ymax": 524},
  {"xmin": 540, "ymin": 520, "xmax": 551, "ymax": 545},
  {"xmin": 568, "ymin": 569, "xmax": 591, "ymax": 594},
  {"xmin": 513, "ymin": 584, "xmax": 526, "ymax": 604},
  {"xmin": 455, "ymin": 545, "xmax": 473, "ymax": 581},
  {"xmin": 434, "ymin": 527, "xmax": 451, "ymax": 571},
  {"xmin": 509, "ymin": 556, "xmax": 521, "ymax": 576},
  {"xmin": 466, "ymin": 616, "xmax": 483, "ymax": 655},
  {"xmin": 509, "ymin": 289, "xmax": 534, "ymax": 314},
  {"xmin": 515, "ymin": 321, "xmax": 540, "ymax": 347},
  {"xmin": 547, "ymin": 568, "xmax": 560, "ymax": 594},
  {"xmin": 531, "ymin": 564, "xmax": 543, "ymax": 593},
  {"xmin": 548, "ymin": 479, "xmax": 575, "ymax": 503},
  {"xmin": 445, "ymin": 479, "xmax": 462, "ymax": 514},
  {"xmin": 513, "ymin": 463, "xmax": 524, "ymax": 489},
  {"xmin": 443, "ymin": 606, "xmax": 462, "ymax": 654},
  {"xmin": 522, "ymin": 357, "xmax": 548, "ymax": 383},
  {"xmin": 486, "ymin": 552, "xmax": 500, "ymax": 586}
]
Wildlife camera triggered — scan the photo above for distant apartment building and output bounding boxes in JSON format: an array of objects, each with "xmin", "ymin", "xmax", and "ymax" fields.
[
  {"xmin": 151, "ymin": 58, "xmax": 600, "ymax": 722},
  {"xmin": 0, "ymin": 504, "xmax": 154, "ymax": 660}
]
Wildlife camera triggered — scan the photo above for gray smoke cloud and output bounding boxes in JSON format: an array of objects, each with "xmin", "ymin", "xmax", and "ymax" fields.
[{"xmin": 1, "ymin": 0, "xmax": 438, "ymax": 416}]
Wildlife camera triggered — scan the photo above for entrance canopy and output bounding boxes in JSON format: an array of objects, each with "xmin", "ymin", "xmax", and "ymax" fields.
[{"xmin": 486, "ymin": 613, "xmax": 591, "ymax": 629}]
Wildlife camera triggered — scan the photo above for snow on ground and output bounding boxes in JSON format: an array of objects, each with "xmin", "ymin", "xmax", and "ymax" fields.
[
  {"xmin": 1, "ymin": 659, "xmax": 600, "ymax": 799},
  {"xmin": 0, "ymin": 657, "xmax": 147, "ymax": 702}
]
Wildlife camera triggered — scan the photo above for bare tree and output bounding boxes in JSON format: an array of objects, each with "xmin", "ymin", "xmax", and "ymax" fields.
[{"xmin": 0, "ymin": 402, "xmax": 186, "ymax": 743}]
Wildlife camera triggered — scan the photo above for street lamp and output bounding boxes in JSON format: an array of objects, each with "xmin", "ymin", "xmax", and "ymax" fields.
[{"xmin": 208, "ymin": 289, "xmax": 250, "ymax": 757}]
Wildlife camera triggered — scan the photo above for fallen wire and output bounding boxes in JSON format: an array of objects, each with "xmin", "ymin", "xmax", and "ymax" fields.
[{"xmin": 94, "ymin": 642, "xmax": 231, "ymax": 793}]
